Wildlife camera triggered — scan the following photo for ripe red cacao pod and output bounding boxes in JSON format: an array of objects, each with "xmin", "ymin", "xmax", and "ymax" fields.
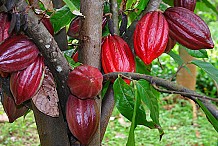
[
  {"xmin": 164, "ymin": 7, "xmax": 214, "ymax": 50},
  {"xmin": 0, "ymin": 13, "xmax": 11, "ymax": 43},
  {"xmin": 71, "ymin": 51, "xmax": 78, "ymax": 62},
  {"xmin": 66, "ymin": 94, "xmax": 99, "ymax": 145},
  {"xmin": 41, "ymin": 18, "xmax": 54, "ymax": 36},
  {"xmin": 174, "ymin": 0, "xmax": 196, "ymax": 11},
  {"xmin": 67, "ymin": 65, "xmax": 103, "ymax": 99},
  {"xmin": 10, "ymin": 56, "xmax": 45, "ymax": 105},
  {"xmin": 134, "ymin": 11, "xmax": 169, "ymax": 65},
  {"xmin": 101, "ymin": 34, "xmax": 135, "ymax": 73},
  {"xmin": 0, "ymin": 34, "xmax": 39, "ymax": 72},
  {"xmin": 2, "ymin": 91, "xmax": 28, "ymax": 123}
]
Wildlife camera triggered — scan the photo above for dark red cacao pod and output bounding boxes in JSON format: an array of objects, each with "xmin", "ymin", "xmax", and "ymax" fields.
[
  {"xmin": 41, "ymin": 18, "xmax": 54, "ymax": 36},
  {"xmin": 0, "ymin": 13, "xmax": 11, "ymax": 43},
  {"xmin": 134, "ymin": 11, "xmax": 169, "ymax": 65},
  {"xmin": 10, "ymin": 56, "xmax": 45, "ymax": 105},
  {"xmin": 67, "ymin": 65, "xmax": 103, "ymax": 99},
  {"xmin": 66, "ymin": 94, "xmax": 99, "ymax": 145},
  {"xmin": 174, "ymin": 0, "xmax": 196, "ymax": 11},
  {"xmin": 164, "ymin": 37, "xmax": 177, "ymax": 53},
  {"xmin": 0, "ymin": 34, "xmax": 39, "ymax": 72},
  {"xmin": 2, "ymin": 91, "xmax": 28, "ymax": 123},
  {"xmin": 164, "ymin": 7, "xmax": 214, "ymax": 50},
  {"xmin": 101, "ymin": 34, "xmax": 135, "ymax": 73},
  {"xmin": 71, "ymin": 51, "xmax": 78, "ymax": 62}
]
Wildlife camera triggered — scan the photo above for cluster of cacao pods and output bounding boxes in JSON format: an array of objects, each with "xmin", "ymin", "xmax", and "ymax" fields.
[
  {"xmin": 66, "ymin": 65, "xmax": 102, "ymax": 145},
  {"xmin": 0, "ymin": 12, "xmax": 54, "ymax": 122},
  {"xmin": 132, "ymin": 0, "xmax": 214, "ymax": 65}
]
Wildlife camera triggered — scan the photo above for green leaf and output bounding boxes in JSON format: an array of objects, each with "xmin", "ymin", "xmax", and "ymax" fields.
[
  {"xmin": 101, "ymin": 81, "xmax": 110, "ymax": 98},
  {"xmin": 195, "ymin": 99, "xmax": 218, "ymax": 132},
  {"xmin": 191, "ymin": 60, "xmax": 218, "ymax": 84},
  {"xmin": 126, "ymin": 81, "xmax": 139, "ymax": 146},
  {"xmin": 113, "ymin": 77, "xmax": 147, "ymax": 125},
  {"xmin": 136, "ymin": 80, "xmax": 160, "ymax": 125},
  {"xmin": 64, "ymin": 54, "xmax": 81, "ymax": 69},
  {"xmin": 168, "ymin": 50, "xmax": 184, "ymax": 66},
  {"xmin": 186, "ymin": 48, "xmax": 208, "ymax": 58},
  {"xmin": 201, "ymin": 0, "xmax": 218, "ymax": 16},
  {"xmin": 50, "ymin": 6, "xmax": 74, "ymax": 33},
  {"xmin": 63, "ymin": 0, "xmax": 78, "ymax": 12},
  {"xmin": 135, "ymin": 57, "xmax": 151, "ymax": 75},
  {"xmin": 126, "ymin": 0, "xmax": 137, "ymax": 10}
]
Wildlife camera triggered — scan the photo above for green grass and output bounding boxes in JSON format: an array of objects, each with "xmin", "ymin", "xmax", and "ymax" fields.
[{"xmin": 0, "ymin": 99, "xmax": 217, "ymax": 146}]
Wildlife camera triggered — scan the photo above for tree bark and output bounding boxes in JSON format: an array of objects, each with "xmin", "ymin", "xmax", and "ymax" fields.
[{"xmin": 79, "ymin": 0, "xmax": 103, "ymax": 145}]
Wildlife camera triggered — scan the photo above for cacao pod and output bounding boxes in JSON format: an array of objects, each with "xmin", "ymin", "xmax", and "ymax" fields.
[
  {"xmin": 67, "ymin": 65, "xmax": 103, "ymax": 99},
  {"xmin": 71, "ymin": 51, "xmax": 78, "ymax": 62},
  {"xmin": 2, "ymin": 91, "xmax": 28, "ymax": 123},
  {"xmin": 174, "ymin": 0, "xmax": 196, "ymax": 11},
  {"xmin": 10, "ymin": 56, "xmax": 45, "ymax": 105},
  {"xmin": 0, "ymin": 34, "xmax": 39, "ymax": 72},
  {"xmin": 164, "ymin": 37, "xmax": 177, "ymax": 53},
  {"xmin": 164, "ymin": 7, "xmax": 214, "ymax": 50},
  {"xmin": 0, "ymin": 12, "xmax": 11, "ymax": 43},
  {"xmin": 41, "ymin": 17, "xmax": 54, "ymax": 36},
  {"xmin": 134, "ymin": 11, "xmax": 169, "ymax": 65},
  {"xmin": 101, "ymin": 34, "xmax": 135, "ymax": 73},
  {"xmin": 66, "ymin": 94, "xmax": 99, "ymax": 145}
]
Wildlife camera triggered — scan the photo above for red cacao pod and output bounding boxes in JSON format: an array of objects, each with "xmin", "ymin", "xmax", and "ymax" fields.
[
  {"xmin": 164, "ymin": 37, "xmax": 177, "ymax": 53},
  {"xmin": 2, "ymin": 92, "xmax": 28, "ymax": 123},
  {"xmin": 0, "ymin": 34, "xmax": 39, "ymax": 72},
  {"xmin": 164, "ymin": 7, "xmax": 214, "ymax": 50},
  {"xmin": 0, "ymin": 12, "xmax": 11, "ymax": 43},
  {"xmin": 67, "ymin": 65, "xmax": 103, "ymax": 99},
  {"xmin": 101, "ymin": 34, "xmax": 135, "ymax": 73},
  {"xmin": 71, "ymin": 51, "xmax": 78, "ymax": 62},
  {"xmin": 10, "ymin": 56, "xmax": 45, "ymax": 105},
  {"xmin": 134, "ymin": 11, "xmax": 169, "ymax": 65},
  {"xmin": 66, "ymin": 94, "xmax": 99, "ymax": 145},
  {"xmin": 67, "ymin": 17, "xmax": 80, "ymax": 38},
  {"xmin": 174, "ymin": 0, "xmax": 196, "ymax": 11},
  {"xmin": 41, "ymin": 17, "xmax": 54, "ymax": 36}
]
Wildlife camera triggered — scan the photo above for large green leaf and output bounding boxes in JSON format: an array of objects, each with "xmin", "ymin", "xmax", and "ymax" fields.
[
  {"xmin": 186, "ymin": 48, "xmax": 208, "ymax": 58},
  {"xmin": 136, "ymin": 80, "xmax": 160, "ymax": 125},
  {"xmin": 195, "ymin": 99, "xmax": 218, "ymax": 132},
  {"xmin": 126, "ymin": 0, "xmax": 137, "ymax": 10},
  {"xmin": 63, "ymin": 0, "xmax": 79, "ymax": 12},
  {"xmin": 191, "ymin": 60, "xmax": 218, "ymax": 84},
  {"xmin": 50, "ymin": 6, "xmax": 74, "ymax": 33},
  {"xmin": 168, "ymin": 50, "xmax": 184, "ymax": 66}
]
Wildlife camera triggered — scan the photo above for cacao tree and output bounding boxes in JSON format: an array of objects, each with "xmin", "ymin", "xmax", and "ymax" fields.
[{"xmin": 0, "ymin": 0, "xmax": 218, "ymax": 145}]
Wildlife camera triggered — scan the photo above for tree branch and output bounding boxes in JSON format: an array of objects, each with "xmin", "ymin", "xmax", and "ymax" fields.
[
  {"xmin": 103, "ymin": 72, "xmax": 218, "ymax": 119},
  {"xmin": 110, "ymin": 0, "xmax": 119, "ymax": 35}
]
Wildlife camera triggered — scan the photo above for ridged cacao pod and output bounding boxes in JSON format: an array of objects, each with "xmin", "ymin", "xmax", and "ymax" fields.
[
  {"xmin": 101, "ymin": 34, "xmax": 135, "ymax": 73},
  {"xmin": 66, "ymin": 94, "xmax": 99, "ymax": 145},
  {"xmin": 134, "ymin": 11, "xmax": 169, "ymax": 65},
  {"xmin": 2, "ymin": 91, "xmax": 28, "ymax": 123},
  {"xmin": 164, "ymin": 7, "xmax": 214, "ymax": 50},
  {"xmin": 174, "ymin": 0, "xmax": 196, "ymax": 11},
  {"xmin": 67, "ymin": 65, "xmax": 103, "ymax": 99},
  {"xmin": 164, "ymin": 37, "xmax": 177, "ymax": 53},
  {"xmin": 41, "ymin": 18, "xmax": 54, "ymax": 36},
  {"xmin": 0, "ymin": 12, "xmax": 11, "ymax": 43},
  {"xmin": 10, "ymin": 56, "xmax": 45, "ymax": 105},
  {"xmin": 0, "ymin": 34, "xmax": 39, "ymax": 72}
]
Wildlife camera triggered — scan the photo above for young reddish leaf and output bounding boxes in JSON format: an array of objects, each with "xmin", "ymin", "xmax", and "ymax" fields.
[{"xmin": 32, "ymin": 67, "xmax": 59, "ymax": 117}]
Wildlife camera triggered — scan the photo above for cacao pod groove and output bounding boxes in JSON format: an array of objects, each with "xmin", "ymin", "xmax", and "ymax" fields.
[
  {"xmin": 66, "ymin": 94, "xmax": 99, "ymax": 145},
  {"xmin": 134, "ymin": 11, "xmax": 169, "ymax": 65},
  {"xmin": 0, "ymin": 34, "xmax": 39, "ymax": 72},
  {"xmin": 164, "ymin": 7, "xmax": 214, "ymax": 50},
  {"xmin": 10, "ymin": 56, "xmax": 45, "ymax": 105},
  {"xmin": 67, "ymin": 65, "xmax": 103, "ymax": 99}
]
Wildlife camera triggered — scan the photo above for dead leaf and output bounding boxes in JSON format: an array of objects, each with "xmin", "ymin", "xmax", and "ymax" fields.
[
  {"xmin": 32, "ymin": 67, "xmax": 59, "ymax": 117},
  {"xmin": 40, "ymin": 0, "xmax": 53, "ymax": 12}
]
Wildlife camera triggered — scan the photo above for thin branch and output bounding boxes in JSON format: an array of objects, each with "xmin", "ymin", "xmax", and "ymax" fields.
[
  {"xmin": 103, "ymin": 72, "xmax": 218, "ymax": 119},
  {"xmin": 110, "ymin": 0, "xmax": 119, "ymax": 35}
]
